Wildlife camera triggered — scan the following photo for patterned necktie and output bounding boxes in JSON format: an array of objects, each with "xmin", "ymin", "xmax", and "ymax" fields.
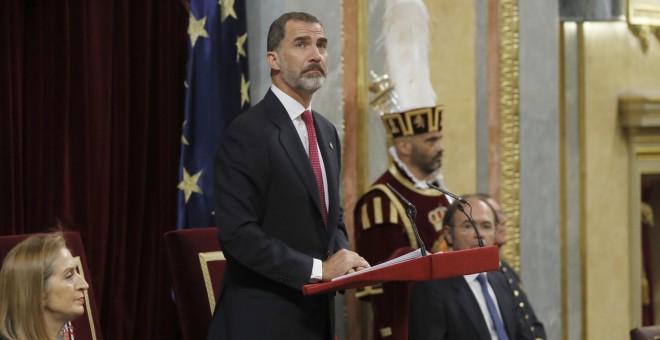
[
  {"xmin": 301, "ymin": 110, "xmax": 328, "ymax": 226},
  {"xmin": 476, "ymin": 274, "xmax": 509, "ymax": 340}
]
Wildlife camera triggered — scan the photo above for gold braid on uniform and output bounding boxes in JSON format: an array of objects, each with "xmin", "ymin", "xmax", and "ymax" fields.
[
  {"xmin": 355, "ymin": 184, "xmax": 415, "ymax": 300},
  {"xmin": 359, "ymin": 184, "xmax": 418, "ymax": 248},
  {"xmin": 355, "ymin": 284, "xmax": 384, "ymax": 299},
  {"xmin": 499, "ymin": 262, "xmax": 544, "ymax": 340}
]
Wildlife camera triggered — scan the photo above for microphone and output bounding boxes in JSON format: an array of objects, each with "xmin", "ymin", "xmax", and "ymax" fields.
[
  {"xmin": 425, "ymin": 183, "xmax": 484, "ymax": 247},
  {"xmin": 386, "ymin": 183, "xmax": 415, "ymax": 210},
  {"xmin": 385, "ymin": 183, "xmax": 427, "ymax": 256},
  {"xmin": 425, "ymin": 182, "xmax": 467, "ymax": 204}
]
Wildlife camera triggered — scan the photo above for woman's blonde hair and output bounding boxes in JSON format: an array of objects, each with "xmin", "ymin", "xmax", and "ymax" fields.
[{"xmin": 0, "ymin": 232, "xmax": 67, "ymax": 340}]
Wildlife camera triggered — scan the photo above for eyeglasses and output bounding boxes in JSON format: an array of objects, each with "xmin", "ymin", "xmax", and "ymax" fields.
[{"xmin": 453, "ymin": 221, "xmax": 495, "ymax": 234}]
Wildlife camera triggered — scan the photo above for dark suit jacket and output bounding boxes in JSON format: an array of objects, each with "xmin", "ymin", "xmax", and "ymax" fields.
[
  {"xmin": 207, "ymin": 90, "xmax": 348, "ymax": 340},
  {"xmin": 409, "ymin": 270, "xmax": 545, "ymax": 340}
]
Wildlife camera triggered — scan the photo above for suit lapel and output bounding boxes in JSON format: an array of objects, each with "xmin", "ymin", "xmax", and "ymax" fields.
[
  {"xmin": 263, "ymin": 91, "xmax": 326, "ymax": 224},
  {"xmin": 489, "ymin": 272, "xmax": 517, "ymax": 338},
  {"xmin": 450, "ymin": 277, "xmax": 492, "ymax": 339}
]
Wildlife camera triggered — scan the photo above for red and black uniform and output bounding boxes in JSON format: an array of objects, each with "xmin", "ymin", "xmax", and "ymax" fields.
[{"xmin": 354, "ymin": 163, "xmax": 450, "ymax": 340}]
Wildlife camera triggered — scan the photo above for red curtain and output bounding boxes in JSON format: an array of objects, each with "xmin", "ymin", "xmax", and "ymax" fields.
[{"xmin": 1, "ymin": 1, "xmax": 188, "ymax": 338}]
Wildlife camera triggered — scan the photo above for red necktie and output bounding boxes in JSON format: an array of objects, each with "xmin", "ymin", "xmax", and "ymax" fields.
[{"xmin": 301, "ymin": 110, "xmax": 328, "ymax": 226}]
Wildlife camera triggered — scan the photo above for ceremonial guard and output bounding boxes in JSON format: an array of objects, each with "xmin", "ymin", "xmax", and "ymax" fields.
[{"xmin": 354, "ymin": 1, "xmax": 455, "ymax": 338}]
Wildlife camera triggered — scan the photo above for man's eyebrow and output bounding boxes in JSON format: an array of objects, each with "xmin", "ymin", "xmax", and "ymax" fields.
[
  {"xmin": 293, "ymin": 36, "xmax": 312, "ymax": 43},
  {"xmin": 292, "ymin": 36, "xmax": 327, "ymax": 45}
]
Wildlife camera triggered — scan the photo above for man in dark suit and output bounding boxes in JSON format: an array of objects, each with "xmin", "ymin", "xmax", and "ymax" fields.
[
  {"xmin": 408, "ymin": 196, "xmax": 546, "ymax": 340},
  {"xmin": 207, "ymin": 12, "xmax": 369, "ymax": 340},
  {"xmin": 480, "ymin": 194, "xmax": 546, "ymax": 340}
]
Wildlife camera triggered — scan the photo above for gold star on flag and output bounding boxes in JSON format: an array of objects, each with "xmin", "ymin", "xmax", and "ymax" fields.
[
  {"xmin": 181, "ymin": 120, "xmax": 189, "ymax": 145},
  {"xmin": 178, "ymin": 168, "xmax": 204, "ymax": 203},
  {"xmin": 188, "ymin": 13, "xmax": 209, "ymax": 47},
  {"xmin": 219, "ymin": 0, "xmax": 238, "ymax": 22},
  {"xmin": 240, "ymin": 73, "xmax": 250, "ymax": 107},
  {"xmin": 235, "ymin": 33, "xmax": 247, "ymax": 61}
]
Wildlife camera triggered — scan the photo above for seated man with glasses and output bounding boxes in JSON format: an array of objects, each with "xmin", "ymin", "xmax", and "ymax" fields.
[{"xmin": 408, "ymin": 195, "xmax": 546, "ymax": 340}]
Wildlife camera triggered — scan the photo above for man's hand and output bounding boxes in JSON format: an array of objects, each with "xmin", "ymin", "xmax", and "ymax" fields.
[{"xmin": 322, "ymin": 249, "xmax": 370, "ymax": 281}]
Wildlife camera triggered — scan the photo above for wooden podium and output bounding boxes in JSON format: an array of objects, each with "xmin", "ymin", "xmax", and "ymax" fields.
[{"xmin": 303, "ymin": 246, "xmax": 500, "ymax": 296}]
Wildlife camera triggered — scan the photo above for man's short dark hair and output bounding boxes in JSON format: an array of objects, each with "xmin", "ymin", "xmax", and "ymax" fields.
[
  {"xmin": 442, "ymin": 196, "xmax": 468, "ymax": 229},
  {"xmin": 474, "ymin": 193, "xmax": 500, "ymax": 226},
  {"xmin": 442, "ymin": 197, "xmax": 467, "ymax": 247},
  {"xmin": 442, "ymin": 194, "xmax": 499, "ymax": 228},
  {"xmin": 267, "ymin": 12, "xmax": 323, "ymax": 52}
]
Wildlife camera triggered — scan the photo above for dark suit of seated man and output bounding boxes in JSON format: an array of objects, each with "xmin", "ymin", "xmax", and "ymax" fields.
[{"xmin": 408, "ymin": 195, "xmax": 546, "ymax": 340}]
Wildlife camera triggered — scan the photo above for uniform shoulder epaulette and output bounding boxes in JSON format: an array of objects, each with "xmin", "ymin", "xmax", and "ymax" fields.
[{"xmin": 357, "ymin": 184, "xmax": 418, "ymax": 249}]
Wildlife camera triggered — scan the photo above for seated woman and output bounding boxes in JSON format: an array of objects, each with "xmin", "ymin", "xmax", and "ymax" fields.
[{"xmin": 0, "ymin": 232, "xmax": 89, "ymax": 340}]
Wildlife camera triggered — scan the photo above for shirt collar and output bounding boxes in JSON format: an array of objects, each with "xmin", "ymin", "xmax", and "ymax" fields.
[
  {"xmin": 271, "ymin": 84, "xmax": 311, "ymax": 120},
  {"xmin": 464, "ymin": 272, "xmax": 485, "ymax": 281}
]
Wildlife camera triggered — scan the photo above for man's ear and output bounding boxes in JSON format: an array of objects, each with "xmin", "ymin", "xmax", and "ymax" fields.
[
  {"xmin": 443, "ymin": 227, "xmax": 453, "ymax": 246},
  {"xmin": 393, "ymin": 138, "xmax": 411, "ymax": 156},
  {"xmin": 266, "ymin": 51, "xmax": 280, "ymax": 71}
]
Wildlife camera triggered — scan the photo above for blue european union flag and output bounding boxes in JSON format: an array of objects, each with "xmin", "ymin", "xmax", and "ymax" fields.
[{"xmin": 177, "ymin": 0, "xmax": 249, "ymax": 229}]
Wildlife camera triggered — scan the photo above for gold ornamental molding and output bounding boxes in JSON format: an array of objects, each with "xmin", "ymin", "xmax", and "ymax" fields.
[
  {"xmin": 499, "ymin": 0, "xmax": 521, "ymax": 272},
  {"xmin": 628, "ymin": 25, "xmax": 660, "ymax": 52},
  {"xmin": 619, "ymin": 92, "xmax": 660, "ymax": 138},
  {"xmin": 628, "ymin": 0, "xmax": 660, "ymax": 25},
  {"xmin": 627, "ymin": 0, "xmax": 660, "ymax": 52}
]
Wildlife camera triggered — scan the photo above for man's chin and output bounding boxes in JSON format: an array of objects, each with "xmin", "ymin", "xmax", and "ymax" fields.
[
  {"xmin": 298, "ymin": 78, "xmax": 324, "ymax": 93},
  {"xmin": 425, "ymin": 165, "xmax": 442, "ymax": 177}
]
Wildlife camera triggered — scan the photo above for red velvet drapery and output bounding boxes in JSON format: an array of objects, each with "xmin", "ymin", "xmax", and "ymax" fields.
[{"xmin": 1, "ymin": 1, "xmax": 188, "ymax": 338}]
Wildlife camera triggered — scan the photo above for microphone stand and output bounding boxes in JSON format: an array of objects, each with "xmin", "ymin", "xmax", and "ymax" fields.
[
  {"xmin": 386, "ymin": 183, "xmax": 427, "ymax": 256},
  {"xmin": 425, "ymin": 182, "xmax": 484, "ymax": 247}
]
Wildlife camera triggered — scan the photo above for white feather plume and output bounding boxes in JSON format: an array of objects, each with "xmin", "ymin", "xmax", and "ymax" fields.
[{"xmin": 383, "ymin": 0, "xmax": 436, "ymax": 111}]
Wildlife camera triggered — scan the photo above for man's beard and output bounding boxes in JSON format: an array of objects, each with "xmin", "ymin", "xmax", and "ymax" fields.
[
  {"xmin": 413, "ymin": 150, "xmax": 443, "ymax": 176},
  {"xmin": 279, "ymin": 53, "xmax": 326, "ymax": 94}
]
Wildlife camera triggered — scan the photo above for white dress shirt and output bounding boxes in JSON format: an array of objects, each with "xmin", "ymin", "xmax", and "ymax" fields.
[
  {"xmin": 464, "ymin": 272, "xmax": 506, "ymax": 340},
  {"xmin": 271, "ymin": 85, "xmax": 327, "ymax": 282}
]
